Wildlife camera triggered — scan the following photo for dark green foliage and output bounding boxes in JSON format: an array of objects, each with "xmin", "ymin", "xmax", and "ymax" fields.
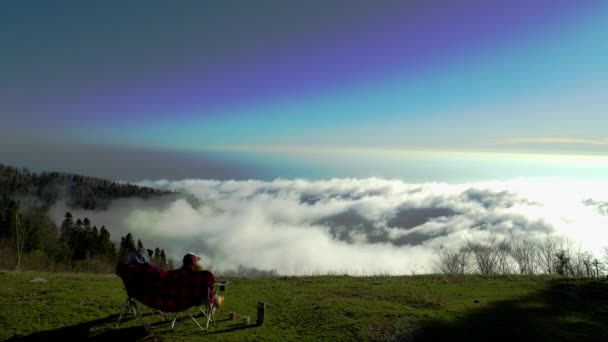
[
  {"xmin": 1, "ymin": 200, "xmax": 42, "ymax": 269},
  {"xmin": 55, "ymin": 213, "xmax": 122, "ymax": 269},
  {"xmin": 555, "ymin": 249, "xmax": 570, "ymax": 276},
  {"xmin": 147, "ymin": 247, "xmax": 172, "ymax": 268},
  {"xmin": 0, "ymin": 163, "xmax": 176, "ymax": 272},
  {"xmin": 98, "ymin": 226, "xmax": 116, "ymax": 259},
  {"xmin": 28, "ymin": 210, "xmax": 59, "ymax": 254},
  {"xmin": 17, "ymin": 216, "xmax": 40, "ymax": 254},
  {"xmin": 0, "ymin": 163, "xmax": 171, "ymax": 211},
  {"xmin": 118, "ymin": 233, "xmax": 136, "ymax": 262},
  {"xmin": 153, "ymin": 247, "xmax": 161, "ymax": 265},
  {"xmin": 58, "ymin": 212, "xmax": 76, "ymax": 267},
  {"xmin": 115, "ymin": 236, "xmax": 172, "ymax": 269},
  {"xmin": 0, "ymin": 200, "xmax": 20, "ymax": 239},
  {"xmin": 159, "ymin": 249, "xmax": 167, "ymax": 268},
  {"xmin": 90, "ymin": 226, "xmax": 100, "ymax": 255}
]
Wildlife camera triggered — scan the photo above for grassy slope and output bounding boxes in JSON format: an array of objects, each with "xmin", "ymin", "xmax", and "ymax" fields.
[{"xmin": 0, "ymin": 271, "xmax": 606, "ymax": 341}]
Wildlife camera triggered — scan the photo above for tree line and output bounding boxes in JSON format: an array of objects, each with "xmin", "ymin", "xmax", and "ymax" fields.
[
  {"xmin": 0, "ymin": 163, "xmax": 170, "ymax": 210},
  {"xmin": 116, "ymin": 231, "xmax": 174, "ymax": 270},
  {"xmin": 1, "ymin": 204, "xmax": 175, "ymax": 272},
  {"xmin": 0, "ymin": 163, "xmax": 174, "ymax": 273},
  {"xmin": 436, "ymin": 234, "xmax": 608, "ymax": 278}
]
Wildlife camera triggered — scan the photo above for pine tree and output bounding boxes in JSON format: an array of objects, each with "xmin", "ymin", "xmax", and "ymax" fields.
[
  {"xmin": 58, "ymin": 212, "xmax": 77, "ymax": 267},
  {"xmin": 72, "ymin": 218, "xmax": 85, "ymax": 261},
  {"xmin": 160, "ymin": 249, "xmax": 167, "ymax": 269},
  {"xmin": 98, "ymin": 226, "xmax": 116, "ymax": 260},
  {"xmin": 59, "ymin": 212, "xmax": 73, "ymax": 241},
  {"xmin": 118, "ymin": 233, "xmax": 136, "ymax": 262},
  {"xmin": 0, "ymin": 200, "xmax": 14, "ymax": 238},
  {"xmin": 29, "ymin": 210, "xmax": 58, "ymax": 256},
  {"xmin": 91, "ymin": 226, "xmax": 100, "ymax": 256},
  {"xmin": 2, "ymin": 200, "xmax": 19, "ymax": 239},
  {"xmin": 81, "ymin": 218, "xmax": 95, "ymax": 258},
  {"xmin": 18, "ymin": 216, "xmax": 39, "ymax": 254},
  {"xmin": 154, "ymin": 247, "xmax": 161, "ymax": 265}
]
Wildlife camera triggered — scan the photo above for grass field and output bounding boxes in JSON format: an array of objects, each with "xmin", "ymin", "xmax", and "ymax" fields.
[{"xmin": 0, "ymin": 271, "xmax": 606, "ymax": 341}]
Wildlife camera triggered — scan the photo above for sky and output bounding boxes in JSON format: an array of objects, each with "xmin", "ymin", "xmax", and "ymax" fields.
[{"xmin": 1, "ymin": 0, "xmax": 607, "ymax": 182}]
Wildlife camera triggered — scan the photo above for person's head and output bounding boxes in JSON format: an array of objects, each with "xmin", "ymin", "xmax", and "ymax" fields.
[
  {"xmin": 182, "ymin": 252, "xmax": 202, "ymax": 271},
  {"xmin": 128, "ymin": 247, "xmax": 150, "ymax": 265}
]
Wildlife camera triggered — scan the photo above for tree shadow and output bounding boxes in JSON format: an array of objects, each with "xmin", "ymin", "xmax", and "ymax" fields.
[{"xmin": 410, "ymin": 279, "xmax": 608, "ymax": 342}]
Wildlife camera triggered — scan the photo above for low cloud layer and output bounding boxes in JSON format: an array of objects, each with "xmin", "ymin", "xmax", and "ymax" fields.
[{"xmin": 51, "ymin": 178, "xmax": 608, "ymax": 275}]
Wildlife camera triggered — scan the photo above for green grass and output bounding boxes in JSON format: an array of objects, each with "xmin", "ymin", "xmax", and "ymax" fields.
[{"xmin": 0, "ymin": 271, "xmax": 606, "ymax": 341}]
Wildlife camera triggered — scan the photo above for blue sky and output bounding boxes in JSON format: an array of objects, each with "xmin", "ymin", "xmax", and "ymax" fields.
[{"xmin": 1, "ymin": 1, "xmax": 607, "ymax": 181}]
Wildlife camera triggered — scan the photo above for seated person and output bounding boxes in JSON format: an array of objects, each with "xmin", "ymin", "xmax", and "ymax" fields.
[
  {"xmin": 182, "ymin": 252, "xmax": 224, "ymax": 308},
  {"xmin": 128, "ymin": 247, "xmax": 161, "ymax": 270},
  {"xmin": 128, "ymin": 247, "xmax": 150, "ymax": 265}
]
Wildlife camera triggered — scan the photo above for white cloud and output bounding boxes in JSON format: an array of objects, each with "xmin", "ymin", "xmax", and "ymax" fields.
[
  {"xmin": 489, "ymin": 137, "xmax": 608, "ymax": 146},
  {"xmin": 51, "ymin": 178, "xmax": 608, "ymax": 275}
]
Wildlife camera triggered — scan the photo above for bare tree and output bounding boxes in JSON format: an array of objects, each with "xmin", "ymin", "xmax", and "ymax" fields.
[
  {"xmin": 538, "ymin": 237, "xmax": 557, "ymax": 274},
  {"xmin": 566, "ymin": 246, "xmax": 590, "ymax": 278},
  {"xmin": 434, "ymin": 236, "xmax": 606, "ymax": 278},
  {"xmin": 579, "ymin": 252, "xmax": 593, "ymax": 278},
  {"xmin": 11, "ymin": 209, "xmax": 35, "ymax": 271},
  {"xmin": 591, "ymin": 258, "xmax": 604, "ymax": 278},
  {"xmin": 495, "ymin": 239, "xmax": 513, "ymax": 274},
  {"xmin": 14, "ymin": 215, "xmax": 25, "ymax": 271},
  {"xmin": 511, "ymin": 236, "xmax": 538, "ymax": 275},
  {"xmin": 591, "ymin": 258, "xmax": 602, "ymax": 278},
  {"xmin": 437, "ymin": 247, "xmax": 469, "ymax": 274},
  {"xmin": 466, "ymin": 239, "xmax": 501, "ymax": 275}
]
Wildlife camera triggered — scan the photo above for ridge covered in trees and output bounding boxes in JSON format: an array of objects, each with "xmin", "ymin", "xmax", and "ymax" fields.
[
  {"xmin": 0, "ymin": 162, "xmax": 174, "ymax": 272},
  {"xmin": 0, "ymin": 163, "xmax": 171, "ymax": 210}
]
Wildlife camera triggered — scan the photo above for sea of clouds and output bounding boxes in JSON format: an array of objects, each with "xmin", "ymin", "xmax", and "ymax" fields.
[{"xmin": 51, "ymin": 178, "xmax": 608, "ymax": 275}]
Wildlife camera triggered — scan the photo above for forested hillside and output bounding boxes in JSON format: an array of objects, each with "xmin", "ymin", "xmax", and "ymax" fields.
[
  {"xmin": 0, "ymin": 163, "xmax": 174, "ymax": 272},
  {"xmin": 0, "ymin": 163, "xmax": 170, "ymax": 210}
]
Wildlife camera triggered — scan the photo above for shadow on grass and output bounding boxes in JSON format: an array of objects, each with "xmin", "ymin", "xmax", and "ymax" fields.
[
  {"xmin": 204, "ymin": 322, "xmax": 259, "ymax": 335},
  {"xmin": 6, "ymin": 309, "xmax": 256, "ymax": 341},
  {"xmin": 410, "ymin": 279, "xmax": 608, "ymax": 342},
  {"xmin": 7, "ymin": 314, "xmax": 150, "ymax": 341}
]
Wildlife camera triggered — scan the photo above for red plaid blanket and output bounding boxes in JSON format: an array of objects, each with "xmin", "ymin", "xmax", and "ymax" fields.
[{"xmin": 116, "ymin": 262, "xmax": 217, "ymax": 312}]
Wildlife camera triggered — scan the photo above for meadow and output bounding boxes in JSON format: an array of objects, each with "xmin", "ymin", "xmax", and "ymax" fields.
[{"xmin": 0, "ymin": 271, "xmax": 606, "ymax": 341}]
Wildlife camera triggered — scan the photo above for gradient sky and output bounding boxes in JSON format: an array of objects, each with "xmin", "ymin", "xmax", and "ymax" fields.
[{"xmin": 1, "ymin": 0, "xmax": 607, "ymax": 181}]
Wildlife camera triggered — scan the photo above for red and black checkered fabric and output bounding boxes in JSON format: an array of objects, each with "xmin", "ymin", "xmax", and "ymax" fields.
[{"xmin": 116, "ymin": 262, "xmax": 217, "ymax": 312}]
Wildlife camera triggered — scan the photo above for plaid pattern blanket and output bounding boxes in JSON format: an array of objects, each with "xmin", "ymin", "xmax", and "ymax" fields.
[{"xmin": 116, "ymin": 262, "xmax": 217, "ymax": 312}]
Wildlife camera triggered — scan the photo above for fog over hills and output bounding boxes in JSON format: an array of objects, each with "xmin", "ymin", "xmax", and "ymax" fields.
[{"xmin": 50, "ymin": 177, "xmax": 608, "ymax": 275}]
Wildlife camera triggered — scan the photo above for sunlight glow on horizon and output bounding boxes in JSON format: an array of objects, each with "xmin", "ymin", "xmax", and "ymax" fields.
[{"xmin": 1, "ymin": 1, "xmax": 607, "ymax": 181}]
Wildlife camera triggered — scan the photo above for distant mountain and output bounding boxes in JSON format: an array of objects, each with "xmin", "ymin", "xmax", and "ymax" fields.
[{"xmin": 0, "ymin": 163, "xmax": 171, "ymax": 210}]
